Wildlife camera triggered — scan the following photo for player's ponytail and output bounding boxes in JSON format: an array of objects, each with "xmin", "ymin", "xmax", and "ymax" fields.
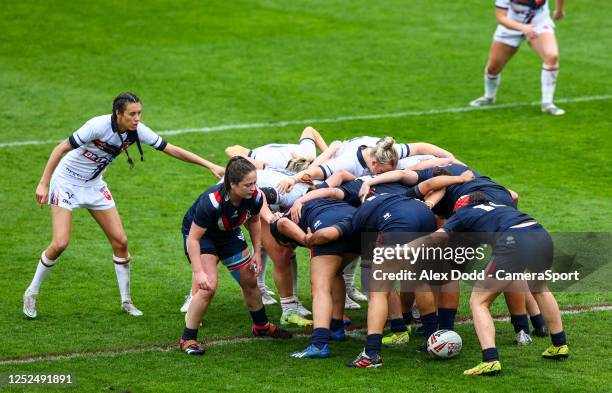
[
  {"xmin": 111, "ymin": 92, "xmax": 144, "ymax": 168},
  {"xmin": 286, "ymin": 154, "xmax": 313, "ymax": 174},
  {"xmin": 372, "ymin": 136, "xmax": 398, "ymax": 167},
  {"xmin": 224, "ymin": 156, "xmax": 256, "ymax": 192}
]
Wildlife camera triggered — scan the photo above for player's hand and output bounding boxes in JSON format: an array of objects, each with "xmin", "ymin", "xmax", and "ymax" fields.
[
  {"xmin": 35, "ymin": 183, "xmax": 49, "ymax": 208},
  {"xmin": 251, "ymin": 251, "xmax": 262, "ymax": 276},
  {"xmin": 359, "ymin": 183, "xmax": 371, "ymax": 203},
  {"xmin": 553, "ymin": 9, "xmax": 564, "ymax": 20},
  {"xmin": 270, "ymin": 212, "xmax": 284, "ymax": 223},
  {"xmin": 523, "ymin": 24, "xmax": 538, "ymax": 40},
  {"xmin": 277, "ymin": 178, "xmax": 295, "ymax": 193},
  {"xmin": 195, "ymin": 271, "xmax": 212, "ymax": 291},
  {"xmin": 460, "ymin": 170, "xmax": 475, "ymax": 182},
  {"xmin": 303, "ymin": 228, "xmax": 314, "ymax": 247},
  {"xmin": 289, "ymin": 200, "xmax": 303, "ymax": 223},
  {"xmin": 210, "ymin": 164, "xmax": 225, "ymax": 180}
]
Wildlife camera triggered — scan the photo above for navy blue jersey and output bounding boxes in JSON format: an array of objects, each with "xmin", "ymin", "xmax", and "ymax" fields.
[
  {"xmin": 350, "ymin": 193, "xmax": 436, "ymax": 234},
  {"xmin": 182, "ymin": 184, "xmax": 263, "ymax": 235},
  {"xmin": 443, "ymin": 202, "xmax": 534, "ymax": 234},
  {"xmin": 416, "ymin": 164, "xmax": 512, "ymax": 218},
  {"xmin": 338, "ymin": 178, "xmax": 414, "ymax": 207},
  {"xmin": 298, "ymin": 198, "xmax": 356, "ymax": 233}
]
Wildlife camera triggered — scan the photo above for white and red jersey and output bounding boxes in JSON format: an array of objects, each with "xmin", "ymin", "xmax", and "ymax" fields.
[
  {"xmin": 54, "ymin": 114, "xmax": 166, "ymax": 185},
  {"xmin": 496, "ymin": 0, "xmax": 551, "ymax": 25}
]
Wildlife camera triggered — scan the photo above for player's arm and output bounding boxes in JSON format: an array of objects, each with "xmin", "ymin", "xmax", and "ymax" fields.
[
  {"xmin": 495, "ymin": 6, "xmax": 537, "ymax": 39},
  {"xmin": 162, "ymin": 143, "xmax": 225, "ymax": 179},
  {"xmin": 305, "ymin": 217, "xmax": 351, "ymax": 246},
  {"xmin": 311, "ymin": 140, "xmax": 342, "ymax": 167},
  {"xmin": 422, "ymin": 189, "xmax": 446, "ymax": 209},
  {"xmin": 277, "ymin": 165, "xmax": 325, "ymax": 193},
  {"xmin": 300, "ymin": 126, "xmax": 328, "ymax": 152},
  {"xmin": 407, "ymin": 143, "xmax": 454, "ymax": 159},
  {"xmin": 358, "ymin": 170, "xmax": 419, "ymax": 199},
  {"xmin": 276, "ymin": 217, "xmax": 309, "ymax": 246},
  {"xmin": 417, "ymin": 170, "xmax": 475, "ymax": 197},
  {"xmin": 36, "ymin": 140, "xmax": 73, "ymax": 207},
  {"xmin": 322, "ymin": 169, "xmax": 356, "ymax": 188},
  {"xmin": 246, "ymin": 213, "xmax": 263, "ymax": 275},
  {"xmin": 553, "ymin": 0, "xmax": 564, "ymax": 20},
  {"xmin": 187, "ymin": 223, "xmax": 213, "ymax": 290},
  {"xmin": 289, "ymin": 187, "xmax": 346, "ymax": 223}
]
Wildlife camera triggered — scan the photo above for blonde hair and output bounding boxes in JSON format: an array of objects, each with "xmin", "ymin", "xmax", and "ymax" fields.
[
  {"xmin": 286, "ymin": 153, "xmax": 313, "ymax": 173},
  {"xmin": 372, "ymin": 136, "xmax": 398, "ymax": 167}
]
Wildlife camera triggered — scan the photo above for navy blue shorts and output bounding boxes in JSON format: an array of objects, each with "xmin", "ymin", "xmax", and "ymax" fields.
[
  {"xmin": 182, "ymin": 228, "xmax": 248, "ymax": 262},
  {"xmin": 377, "ymin": 200, "xmax": 437, "ymax": 234}
]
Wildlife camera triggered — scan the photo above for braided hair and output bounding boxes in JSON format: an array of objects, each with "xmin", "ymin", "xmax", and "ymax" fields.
[{"xmin": 111, "ymin": 92, "xmax": 144, "ymax": 168}]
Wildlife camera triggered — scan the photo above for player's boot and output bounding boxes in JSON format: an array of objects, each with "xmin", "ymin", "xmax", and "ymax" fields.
[
  {"xmin": 542, "ymin": 344, "xmax": 569, "ymax": 359},
  {"xmin": 330, "ymin": 329, "xmax": 346, "ymax": 342},
  {"xmin": 541, "ymin": 103, "xmax": 565, "ymax": 116},
  {"xmin": 343, "ymin": 315, "xmax": 352, "ymax": 327},
  {"xmin": 347, "ymin": 350, "xmax": 383, "ymax": 368},
  {"xmin": 180, "ymin": 294, "xmax": 192, "ymax": 313},
  {"xmin": 179, "ymin": 339, "xmax": 205, "ymax": 355},
  {"xmin": 280, "ymin": 309, "xmax": 313, "ymax": 327},
  {"xmin": 532, "ymin": 325, "xmax": 549, "ymax": 338},
  {"xmin": 261, "ymin": 285, "xmax": 276, "ymax": 296},
  {"xmin": 252, "ymin": 323, "xmax": 293, "ymax": 339},
  {"xmin": 295, "ymin": 300, "xmax": 312, "ymax": 317},
  {"xmin": 121, "ymin": 301, "xmax": 143, "ymax": 317},
  {"xmin": 290, "ymin": 343, "xmax": 330, "ymax": 359},
  {"xmin": 261, "ymin": 290, "xmax": 277, "ymax": 305},
  {"xmin": 463, "ymin": 360, "xmax": 502, "ymax": 376},
  {"xmin": 345, "ymin": 295, "xmax": 361, "ymax": 310},
  {"xmin": 514, "ymin": 330, "xmax": 533, "ymax": 346},
  {"xmin": 23, "ymin": 291, "xmax": 38, "ymax": 319},
  {"xmin": 382, "ymin": 330, "xmax": 411, "ymax": 346},
  {"xmin": 347, "ymin": 287, "xmax": 368, "ymax": 302},
  {"xmin": 469, "ymin": 96, "xmax": 496, "ymax": 107}
]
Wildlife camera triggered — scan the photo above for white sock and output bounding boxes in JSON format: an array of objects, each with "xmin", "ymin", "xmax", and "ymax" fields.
[
  {"xmin": 113, "ymin": 255, "xmax": 131, "ymax": 303},
  {"xmin": 290, "ymin": 252, "xmax": 298, "ymax": 298},
  {"xmin": 257, "ymin": 249, "xmax": 268, "ymax": 289},
  {"xmin": 484, "ymin": 68, "xmax": 501, "ymax": 99},
  {"xmin": 541, "ymin": 63, "xmax": 559, "ymax": 105},
  {"xmin": 343, "ymin": 259, "xmax": 358, "ymax": 291},
  {"xmin": 280, "ymin": 295, "xmax": 298, "ymax": 312},
  {"xmin": 27, "ymin": 252, "xmax": 57, "ymax": 294}
]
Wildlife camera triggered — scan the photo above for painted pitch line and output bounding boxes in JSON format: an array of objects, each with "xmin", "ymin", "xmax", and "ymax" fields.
[
  {"xmin": 1, "ymin": 95, "xmax": 610, "ymax": 149},
  {"xmin": 1, "ymin": 305, "xmax": 609, "ymax": 366}
]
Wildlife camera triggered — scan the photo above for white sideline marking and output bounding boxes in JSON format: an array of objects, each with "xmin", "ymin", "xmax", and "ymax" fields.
[
  {"xmin": 1, "ymin": 305, "xmax": 609, "ymax": 365},
  {"xmin": 1, "ymin": 95, "xmax": 610, "ymax": 149}
]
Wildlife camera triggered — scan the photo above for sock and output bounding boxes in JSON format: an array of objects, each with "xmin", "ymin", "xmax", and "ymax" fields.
[
  {"xmin": 249, "ymin": 306, "xmax": 269, "ymax": 327},
  {"xmin": 541, "ymin": 63, "xmax": 559, "ymax": 104},
  {"xmin": 551, "ymin": 331, "xmax": 567, "ymax": 346},
  {"xmin": 343, "ymin": 259, "xmax": 357, "ymax": 291},
  {"xmin": 27, "ymin": 252, "xmax": 57, "ymax": 294},
  {"xmin": 421, "ymin": 312, "xmax": 438, "ymax": 338},
  {"xmin": 113, "ymin": 255, "xmax": 131, "ymax": 303},
  {"xmin": 510, "ymin": 314, "xmax": 529, "ymax": 334},
  {"xmin": 365, "ymin": 334, "xmax": 383, "ymax": 357},
  {"xmin": 280, "ymin": 296, "xmax": 299, "ymax": 312},
  {"xmin": 182, "ymin": 327, "xmax": 198, "ymax": 341},
  {"xmin": 257, "ymin": 249, "xmax": 268, "ymax": 289},
  {"xmin": 402, "ymin": 312, "xmax": 413, "ymax": 325},
  {"xmin": 482, "ymin": 347, "xmax": 499, "ymax": 362},
  {"xmin": 310, "ymin": 328, "xmax": 330, "ymax": 349},
  {"xmin": 330, "ymin": 318, "xmax": 344, "ymax": 332},
  {"xmin": 290, "ymin": 252, "xmax": 298, "ymax": 298},
  {"xmin": 438, "ymin": 308, "xmax": 457, "ymax": 331},
  {"xmin": 530, "ymin": 313, "xmax": 547, "ymax": 330},
  {"xmin": 390, "ymin": 318, "xmax": 407, "ymax": 333},
  {"xmin": 484, "ymin": 68, "xmax": 501, "ymax": 99}
]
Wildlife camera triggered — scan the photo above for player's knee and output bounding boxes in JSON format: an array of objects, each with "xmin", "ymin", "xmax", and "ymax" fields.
[
  {"xmin": 485, "ymin": 63, "xmax": 503, "ymax": 76},
  {"xmin": 112, "ymin": 235, "xmax": 129, "ymax": 253},
  {"xmin": 51, "ymin": 238, "xmax": 70, "ymax": 253},
  {"xmin": 544, "ymin": 54, "xmax": 558, "ymax": 66}
]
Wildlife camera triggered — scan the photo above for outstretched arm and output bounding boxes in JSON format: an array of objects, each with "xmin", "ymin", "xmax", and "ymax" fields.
[
  {"xmin": 408, "ymin": 143, "xmax": 454, "ymax": 159},
  {"xmin": 311, "ymin": 140, "xmax": 342, "ymax": 167},
  {"xmin": 246, "ymin": 214, "xmax": 263, "ymax": 275},
  {"xmin": 36, "ymin": 140, "xmax": 73, "ymax": 207},
  {"xmin": 277, "ymin": 217, "xmax": 309, "ymax": 246},
  {"xmin": 300, "ymin": 126, "xmax": 328, "ymax": 152},
  {"xmin": 163, "ymin": 143, "xmax": 225, "ymax": 179},
  {"xmin": 417, "ymin": 170, "xmax": 475, "ymax": 196},
  {"xmin": 289, "ymin": 187, "xmax": 346, "ymax": 223}
]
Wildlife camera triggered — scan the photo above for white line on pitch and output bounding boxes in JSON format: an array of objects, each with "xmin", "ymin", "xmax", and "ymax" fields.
[
  {"xmin": 1, "ymin": 95, "xmax": 610, "ymax": 149},
  {"xmin": 0, "ymin": 305, "xmax": 609, "ymax": 366}
]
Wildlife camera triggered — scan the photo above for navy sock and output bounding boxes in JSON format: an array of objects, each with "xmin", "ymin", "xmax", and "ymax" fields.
[
  {"xmin": 421, "ymin": 312, "xmax": 438, "ymax": 338},
  {"xmin": 330, "ymin": 318, "xmax": 344, "ymax": 332},
  {"xmin": 249, "ymin": 307, "xmax": 269, "ymax": 327},
  {"xmin": 530, "ymin": 314, "xmax": 547, "ymax": 329},
  {"xmin": 551, "ymin": 331, "xmax": 567, "ymax": 346},
  {"xmin": 438, "ymin": 308, "xmax": 457, "ymax": 331},
  {"xmin": 182, "ymin": 327, "xmax": 198, "ymax": 341},
  {"xmin": 402, "ymin": 312, "xmax": 413, "ymax": 325},
  {"xmin": 310, "ymin": 328, "xmax": 330, "ymax": 349},
  {"xmin": 510, "ymin": 314, "xmax": 529, "ymax": 334},
  {"xmin": 365, "ymin": 334, "xmax": 382, "ymax": 358},
  {"xmin": 390, "ymin": 318, "xmax": 407, "ymax": 333},
  {"xmin": 482, "ymin": 347, "xmax": 499, "ymax": 362}
]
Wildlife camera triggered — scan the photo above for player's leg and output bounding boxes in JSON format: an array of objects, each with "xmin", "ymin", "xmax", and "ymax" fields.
[
  {"xmin": 414, "ymin": 284, "xmax": 439, "ymax": 350},
  {"xmin": 526, "ymin": 290, "xmax": 548, "ymax": 337},
  {"xmin": 470, "ymin": 40, "xmax": 519, "ymax": 106},
  {"xmin": 89, "ymin": 207, "xmax": 142, "ymax": 316},
  {"xmin": 24, "ymin": 205, "xmax": 72, "ymax": 318},
  {"xmin": 382, "ymin": 290, "xmax": 410, "ymax": 346},
  {"xmin": 329, "ymin": 274, "xmax": 347, "ymax": 341},
  {"xmin": 437, "ymin": 280, "xmax": 460, "ymax": 331},
  {"xmin": 529, "ymin": 32, "xmax": 564, "ymax": 115},
  {"xmin": 531, "ymin": 288, "xmax": 568, "ymax": 359},
  {"xmin": 299, "ymin": 126, "xmax": 328, "ymax": 152},
  {"xmin": 464, "ymin": 289, "xmax": 503, "ymax": 375},
  {"xmin": 503, "ymin": 288, "xmax": 533, "ymax": 345},
  {"xmin": 344, "ymin": 257, "xmax": 368, "ymax": 304}
]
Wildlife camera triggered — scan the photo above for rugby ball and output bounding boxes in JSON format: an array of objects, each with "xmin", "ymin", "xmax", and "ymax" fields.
[{"xmin": 427, "ymin": 330, "xmax": 462, "ymax": 359}]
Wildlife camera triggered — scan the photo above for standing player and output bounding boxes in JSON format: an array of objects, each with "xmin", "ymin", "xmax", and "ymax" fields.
[
  {"xmin": 179, "ymin": 157, "xmax": 291, "ymax": 355},
  {"xmin": 23, "ymin": 92, "xmax": 225, "ymax": 319},
  {"xmin": 469, "ymin": 0, "xmax": 566, "ymax": 115}
]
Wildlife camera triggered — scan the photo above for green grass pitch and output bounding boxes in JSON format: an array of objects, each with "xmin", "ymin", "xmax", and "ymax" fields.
[{"xmin": 0, "ymin": 0, "xmax": 610, "ymax": 391}]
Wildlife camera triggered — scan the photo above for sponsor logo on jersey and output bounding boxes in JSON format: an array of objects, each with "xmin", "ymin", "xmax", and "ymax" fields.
[
  {"xmin": 313, "ymin": 220, "xmax": 322, "ymax": 229},
  {"xmin": 383, "ymin": 212, "xmax": 392, "ymax": 220}
]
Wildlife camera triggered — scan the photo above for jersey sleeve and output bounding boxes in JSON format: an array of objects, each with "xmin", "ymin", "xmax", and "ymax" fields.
[
  {"xmin": 393, "ymin": 143, "xmax": 411, "ymax": 159},
  {"xmin": 318, "ymin": 154, "xmax": 358, "ymax": 179},
  {"xmin": 332, "ymin": 216, "xmax": 354, "ymax": 238},
  {"xmin": 338, "ymin": 179, "xmax": 363, "ymax": 207},
  {"xmin": 495, "ymin": 0, "xmax": 510, "ymax": 9},
  {"xmin": 250, "ymin": 187, "xmax": 264, "ymax": 216},
  {"xmin": 68, "ymin": 118, "xmax": 102, "ymax": 149},
  {"xmin": 192, "ymin": 196, "xmax": 217, "ymax": 229},
  {"xmin": 137, "ymin": 123, "xmax": 167, "ymax": 151},
  {"xmin": 442, "ymin": 210, "xmax": 467, "ymax": 232},
  {"xmin": 415, "ymin": 168, "xmax": 434, "ymax": 182}
]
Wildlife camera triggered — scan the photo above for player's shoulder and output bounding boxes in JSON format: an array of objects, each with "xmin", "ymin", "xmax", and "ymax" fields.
[{"xmin": 80, "ymin": 114, "xmax": 112, "ymax": 132}]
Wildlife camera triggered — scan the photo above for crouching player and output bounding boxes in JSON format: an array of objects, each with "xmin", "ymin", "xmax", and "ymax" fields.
[
  {"xmin": 414, "ymin": 192, "xmax": 569, "ymax": 375},
  {"xmin": 179, "ymin": 157, "xmax": 291, "ymax": 355}
]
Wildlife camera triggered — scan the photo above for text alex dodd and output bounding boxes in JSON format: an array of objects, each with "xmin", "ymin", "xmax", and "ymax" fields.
[{"xmin": 373, "ymin": 269, "xmax": 580, "ymax": 283}]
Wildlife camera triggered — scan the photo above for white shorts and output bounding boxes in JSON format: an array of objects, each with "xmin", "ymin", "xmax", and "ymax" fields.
[
  {"xmin": 48, "ymin": 177, "xmax": 115, "ymax": 211},
  {"xmin": 493, "ymin": 18, "xmax": 555, "ymax": 48}
]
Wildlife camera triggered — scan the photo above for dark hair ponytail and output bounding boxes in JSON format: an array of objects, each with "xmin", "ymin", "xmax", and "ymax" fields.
[
  {"xmin": 224, "ymin": 156, "xmax": 256, "ymax": 192},
  {"xmin": 111, "ymin": 92, "xmax": 143, "ymax": 168}
]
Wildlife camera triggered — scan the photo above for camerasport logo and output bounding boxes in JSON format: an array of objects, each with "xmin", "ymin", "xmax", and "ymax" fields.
[{"xmin": 100, "ymin": 187, "xmax": 113, "ymax": 201}]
